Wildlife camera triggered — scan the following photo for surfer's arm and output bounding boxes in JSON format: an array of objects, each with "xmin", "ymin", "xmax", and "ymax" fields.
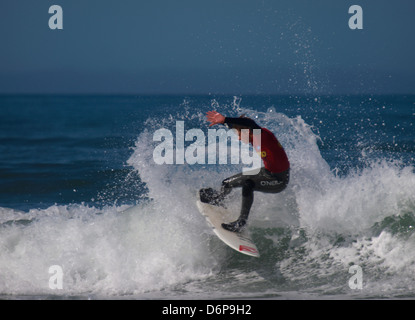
[
  {"xmin": 206, "ymin": 111, "xmax": 261, "ymax": 130},
  {"xmin": 223, "ymin": 117, "xmax": 261, "ymax": 130}
]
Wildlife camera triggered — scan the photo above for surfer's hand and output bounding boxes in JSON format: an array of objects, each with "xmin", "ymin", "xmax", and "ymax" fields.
[{"xmin": 206, "ymin": 111, "xmax": 225, "ymax": 127}]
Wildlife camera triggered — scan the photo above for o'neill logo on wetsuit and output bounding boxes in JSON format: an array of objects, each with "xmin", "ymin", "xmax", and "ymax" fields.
[{"xmin": 260, "ymin": 180, "xmax": 281, "ymax": 186}]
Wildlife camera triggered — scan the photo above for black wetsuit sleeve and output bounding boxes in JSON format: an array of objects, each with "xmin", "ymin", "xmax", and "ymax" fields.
[{"xmin": 224, "ymin": 117, "xmax": 261, "ymax": 129}]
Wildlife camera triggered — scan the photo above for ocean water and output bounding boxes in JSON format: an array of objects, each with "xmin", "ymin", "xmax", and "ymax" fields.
[{"xmin": 0, "ymin": 94, "xmax": 414, "ymax": 299}]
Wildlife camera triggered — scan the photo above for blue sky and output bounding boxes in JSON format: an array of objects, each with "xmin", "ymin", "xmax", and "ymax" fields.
[{"xmin": 0, "ymin": 0, "xmax": 414, "ymax": 94}]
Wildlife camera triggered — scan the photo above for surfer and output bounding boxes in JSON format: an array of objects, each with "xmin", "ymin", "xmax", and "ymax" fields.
[{"xmin": 199, "ymin": 110, "xmax": 290, "ymax": 232}]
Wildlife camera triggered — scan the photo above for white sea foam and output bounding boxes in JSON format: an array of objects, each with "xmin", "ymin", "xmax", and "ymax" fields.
[{"xmin": 0, "ymin": 203, "xmax": 220, "ymax": 297}]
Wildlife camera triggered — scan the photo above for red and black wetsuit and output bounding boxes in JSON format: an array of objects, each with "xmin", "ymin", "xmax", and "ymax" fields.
[
  {"xmin": 224, "ymin": 116, "xmax": 290, "ymax": 173},
  {"xmin": 199, "ymin": 116, "xmax": 290, "ymax": 232}
]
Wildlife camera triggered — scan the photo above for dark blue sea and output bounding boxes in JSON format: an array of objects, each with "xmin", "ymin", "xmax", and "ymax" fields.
[{"xmin": 0, "ymin": 94, "xmax": 414, "ymax": 299}]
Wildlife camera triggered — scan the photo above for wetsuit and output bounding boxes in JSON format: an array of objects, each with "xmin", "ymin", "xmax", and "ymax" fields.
[{"xmin": 200, "ymin": 117, "xmax": 290, "ymax": 232}]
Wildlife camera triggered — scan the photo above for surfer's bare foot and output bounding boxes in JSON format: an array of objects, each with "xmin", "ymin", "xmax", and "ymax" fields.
[{"xmin": 222, "ymin": 219, "xmax": 246, "ymax": 233}]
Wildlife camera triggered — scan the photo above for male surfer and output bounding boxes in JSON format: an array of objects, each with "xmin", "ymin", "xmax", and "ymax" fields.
[{"xmin": 199, "ymin": 110, "xmax": 290, "ymax": 232}]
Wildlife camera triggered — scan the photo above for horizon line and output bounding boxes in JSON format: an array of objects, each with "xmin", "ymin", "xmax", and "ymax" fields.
[{"xmin": 1, "ymin": 92, "xmax": 414, "ymax": 97}]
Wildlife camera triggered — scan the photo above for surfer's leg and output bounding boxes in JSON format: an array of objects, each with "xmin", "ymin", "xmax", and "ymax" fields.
[
  {"xmin": 199, "ymin": 172, "xmax": 245, "ymax": 205},
  {"xmin": 222, "ymin": 179, "xmax": 254, "ymax": 232},
  {"xmin": 240, "ymin": 179, "xmax": 254, "ymax": 220},
  {"xmin": 219, "ymin": 171, "xmax": 247, "ymax": 195},
  {"xmin": 222, "ymin": 169, "xmax": 290, "ymax": 232}
]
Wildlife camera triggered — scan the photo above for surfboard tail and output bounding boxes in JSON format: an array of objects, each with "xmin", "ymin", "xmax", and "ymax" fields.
[{"xmin": 196, "ymin": 199, "xmax": 260, "ymax": 258}]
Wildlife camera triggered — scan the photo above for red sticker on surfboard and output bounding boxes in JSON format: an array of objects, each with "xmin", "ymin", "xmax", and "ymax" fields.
[{"xmin": 239, "ymin": 245, "xmax": 258, "ymax": 254}]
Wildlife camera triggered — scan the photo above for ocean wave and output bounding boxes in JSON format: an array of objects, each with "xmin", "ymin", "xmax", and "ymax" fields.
[{"xmin": 1, "ymin": 98, "xmax": 414, "ymax": 298}]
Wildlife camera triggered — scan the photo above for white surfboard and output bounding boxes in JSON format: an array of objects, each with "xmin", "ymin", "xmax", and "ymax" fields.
[{"xmin": 196, "ymin": 198, "xmax": 260, "ymax": 258}]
